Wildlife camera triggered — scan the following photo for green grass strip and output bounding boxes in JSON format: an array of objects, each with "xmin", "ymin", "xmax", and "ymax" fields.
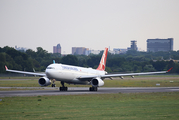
[{"xmin": 0, "ymin": 92, "xmax": 179, "ymax": 120}]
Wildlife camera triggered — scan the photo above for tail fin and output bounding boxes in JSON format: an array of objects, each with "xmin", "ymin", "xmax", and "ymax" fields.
[{"xmin": 97, "ymin": 48, "xmax": 108, "ymax": 71}]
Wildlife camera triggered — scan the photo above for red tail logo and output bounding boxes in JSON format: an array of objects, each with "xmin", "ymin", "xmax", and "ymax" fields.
[{"xmin": 97, "ymin": 48, "xmax": 108, "ymax": 71}]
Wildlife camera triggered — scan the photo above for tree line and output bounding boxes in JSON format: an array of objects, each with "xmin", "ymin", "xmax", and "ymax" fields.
[{"xmin": 0, "ymin": 46, "xmax": 179, "ymax": 74}]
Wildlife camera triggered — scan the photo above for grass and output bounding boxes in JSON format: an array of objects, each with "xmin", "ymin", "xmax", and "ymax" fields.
[
  {"xmin": 0, "ymin": 75, "xmax": 179, "ymax": 88},
  {"xmin": 0, "ymin": 76, "xmax": 179, "ymax": 119},
  {"xmin": 0, "ymin": 92, "xmax": 179, "ymax": 120},
  {"xmin": 0, "ymin": 79, "xmax": 39, "ymax": 87},
  {"xmin": 0, "ymin": 77, "xmax": 38, "ymax": 79},
  {"xmin": 104, "ymin": 78, "xmax": 179, "ymax": 87}
]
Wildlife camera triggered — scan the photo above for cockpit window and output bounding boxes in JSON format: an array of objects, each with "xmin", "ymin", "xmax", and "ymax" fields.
[{"xmin": 47, "ymin": 67, "xmax": 55, "ymax": 69}]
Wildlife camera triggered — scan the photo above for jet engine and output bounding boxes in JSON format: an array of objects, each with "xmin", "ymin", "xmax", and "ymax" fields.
[
  {"xmin": 38, "ymin": 77, "xmax": 51, "ymax": 86},
  {"xmin": 91, "ymin": 77, "xmax": 104, "ymax": 87}
]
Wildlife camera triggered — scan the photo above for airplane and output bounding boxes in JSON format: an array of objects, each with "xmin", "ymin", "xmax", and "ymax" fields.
[{"xmin": 5, "ymin": 48, "xmax": 173, "ymax": 91}]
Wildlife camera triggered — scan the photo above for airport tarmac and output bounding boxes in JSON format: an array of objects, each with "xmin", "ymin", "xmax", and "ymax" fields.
[{"xmin": 0, "ymin": 87, "xmax": 179, "ymax": 97}]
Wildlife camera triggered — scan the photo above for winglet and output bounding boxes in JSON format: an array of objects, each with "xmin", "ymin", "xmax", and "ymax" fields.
[
  {"xmin": 167, "ymin": 67, "xmax": 173, "ymax": 72},
  {"xmin": 5, "ymin": 66, "xmax": 8, "ymax": 70}
]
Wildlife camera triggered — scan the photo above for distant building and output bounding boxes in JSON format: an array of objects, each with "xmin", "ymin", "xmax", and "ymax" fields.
[
  {"xmin": 147, "ymin": 38, "xmax": 173, "ymax": 52},
  {"xmin": 113, "ymin": 48, "xmax": 127, "ymax": 54},
  {"xmin": 89, "ymin": 50, "xmax": 101, "ymax": 55},
  {"xmin": 128, "ymin": 40, "xmax": 138, "ymax": 51},
  {"xmin": 109, "ymin": 50, "xmax": 115, "ymax": 54},
  {"xmin": 72, "ymin": 47, "xmax": 89, "ymax": 55},
  {"xmin": 53, "ymin": 44, "xmax": 61, "ymax": 54}
]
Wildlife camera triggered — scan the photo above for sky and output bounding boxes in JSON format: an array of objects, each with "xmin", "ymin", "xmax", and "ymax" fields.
[{"xmin": 0, "ymin": 0, "xmax": 179, "ymax": 54}]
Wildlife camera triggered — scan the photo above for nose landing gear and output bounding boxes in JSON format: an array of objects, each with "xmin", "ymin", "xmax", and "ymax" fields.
[{"xmin": 51, "ymin": 79, "xmax": 56, "ymax": 87}]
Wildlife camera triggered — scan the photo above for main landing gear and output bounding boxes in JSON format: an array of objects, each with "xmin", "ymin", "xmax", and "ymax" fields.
[
  {"xmin": 56, "ymin": 81, "xmax": 98, "ymax": 91},
  {"xmin": 59, "ymin": 81, "xmax": 68, "ymax": 91},
  {"xmin": 89, "ymin": 87, "xmax": 98, "ymax": 91}
]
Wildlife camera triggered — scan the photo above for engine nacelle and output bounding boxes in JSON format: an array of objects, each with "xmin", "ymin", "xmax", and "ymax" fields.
[
  {"xmin": 91, "ymin": 77, "xmax": 104, "ymax": 87},
  {"xmin": 38, "ymin": 77, "xmax": 51, "ymax": 86}
]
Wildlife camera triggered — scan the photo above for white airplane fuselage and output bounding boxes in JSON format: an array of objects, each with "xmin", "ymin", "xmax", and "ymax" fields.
[{"xmin": 45, "ymin": 63, "xmax": 106, "ymax": 85}]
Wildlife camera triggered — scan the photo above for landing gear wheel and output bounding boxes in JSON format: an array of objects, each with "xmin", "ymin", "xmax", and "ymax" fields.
[
  {"xmin": 89, "ymin": 87, "xmax": 98, "ymax": 91},
  {"xmin": 59, "ymin": 87, "xmax": 68, "ymax": 91}
]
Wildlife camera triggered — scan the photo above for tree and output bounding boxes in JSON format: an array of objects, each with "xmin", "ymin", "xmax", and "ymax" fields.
[
  {"xmin": 152, "ymin": 60, "xmax": 167, "ymax": 71},
  {"xmin": 61, "ymin": 55, "xmax": 78, "ymax": 66},
  {"xmin": 26, "ymin": 49, "xmax": 37, "ymax": 58},
  {"xmin": 87, "ymin": 55, "xmax": 101, "ymax": 68},
  {"xmin": 0, "ymin": 53, "xmax": 6, "ymax": 62},
  {"xmin": 36, "ymin": 47, "xmax": 49, "ymax": 58},
  {"xmin": 105, "ymin": 67, "xmax": 112, "ymax": 73},
  {"xmin": 143, "ymin": 65, "xmax": 156, "ymax": 72},
  {"xmin": 6, "ymin": 47, "xmax": 20, "ymax": 59}
]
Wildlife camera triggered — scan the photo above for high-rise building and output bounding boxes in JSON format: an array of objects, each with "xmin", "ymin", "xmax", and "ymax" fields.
[
  {"xmin": 128, "ymin": 40, "xmax": 138, "ymax": 51},
  {"xmin": 72, "ymin": 47, "xmax": 89, "ymax": 55},
  {"xmin": 53, "ymin": 44, "xmax": 61, "ymax": 54},
  {"xmin": 131, "ymin": 40, "xmax": 138, "ymax": 50},
  {"xmin": 147, "ymin": 38, "xmax": 173, "ymax": 52}
]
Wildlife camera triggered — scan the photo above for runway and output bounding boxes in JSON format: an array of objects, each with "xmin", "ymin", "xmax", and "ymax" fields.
[{"xmin": 0, "ymin": 87, "xmax": 179, "ymax": 97}]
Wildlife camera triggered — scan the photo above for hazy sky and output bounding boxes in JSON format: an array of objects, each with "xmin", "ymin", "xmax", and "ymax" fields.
[{"xmin": 1, "ymin": 0, "xmax": 179, "ymax": 54}]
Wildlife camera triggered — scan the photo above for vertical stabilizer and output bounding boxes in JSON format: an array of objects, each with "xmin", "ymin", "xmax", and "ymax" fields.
[{"xmin": 97, "ymin": 48, "xmax": 108, "ymax": 71}]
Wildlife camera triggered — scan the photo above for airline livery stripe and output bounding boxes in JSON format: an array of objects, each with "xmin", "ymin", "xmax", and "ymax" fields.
[{"xmin": 62, "ymin": 66, "xmax": 78, "ymax": 71}]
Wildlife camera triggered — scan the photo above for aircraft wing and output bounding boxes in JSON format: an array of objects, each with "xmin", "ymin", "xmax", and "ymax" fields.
[
  {"xmin": 78, "ymin": 68, "xmax": 172, "ymax": 81},
  {"xmin": 5, "ymin": 66, "xmax": 46, "ymax": 77},
  {"xmin": 101, "ymin": 71, "xmax": 167, "ymax": 78}
]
